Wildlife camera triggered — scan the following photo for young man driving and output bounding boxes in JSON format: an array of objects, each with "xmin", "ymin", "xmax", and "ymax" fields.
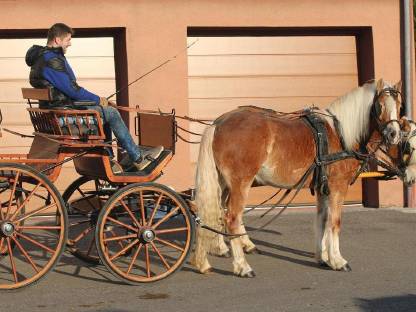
[{"xmin": 25, "ymin": 23, "xmax": 163, "ymax": 171}]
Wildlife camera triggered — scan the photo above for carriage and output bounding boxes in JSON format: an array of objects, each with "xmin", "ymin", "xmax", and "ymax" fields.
[
  {"xmin": 0, "ymin": 88, "xmax": 195, "ymax": 289},
  {"xmin": 0, "ymin": 79, "xmax": 410, "ymax": 289}
]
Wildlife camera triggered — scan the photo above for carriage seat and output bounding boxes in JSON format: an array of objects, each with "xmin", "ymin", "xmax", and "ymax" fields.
[{"xmin": 21, "ymin": 88, "xmax": 105, "ymax": 142}]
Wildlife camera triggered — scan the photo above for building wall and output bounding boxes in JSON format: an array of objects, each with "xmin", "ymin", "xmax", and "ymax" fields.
[{"xmin": 0, "ymin": 0, "xmax": 413, "ymax": 206}]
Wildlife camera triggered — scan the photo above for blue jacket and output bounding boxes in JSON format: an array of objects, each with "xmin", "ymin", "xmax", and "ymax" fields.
[{"xmin": 26, "ymin": 45, "xmax": 100, "ymax": 106}]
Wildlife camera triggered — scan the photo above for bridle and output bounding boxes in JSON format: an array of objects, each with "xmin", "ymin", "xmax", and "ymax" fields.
[
  {"xmin": 370, "ymin": 87, "xmax": 402, "ymax": 141},
  {"xmin": 398, "ymin": 119, "xmax": 416, "ymax": 168}
]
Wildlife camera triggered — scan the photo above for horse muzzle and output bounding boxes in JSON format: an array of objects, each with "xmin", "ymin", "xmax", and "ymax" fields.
[{"xmin": 383, "ymin": 126, "xmax": 400, "ymax": 145}]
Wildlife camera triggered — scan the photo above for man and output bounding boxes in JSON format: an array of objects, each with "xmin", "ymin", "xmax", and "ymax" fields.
[{"xmin": 25, "ymin": 23, "xmax": 163, "ymax": 171}]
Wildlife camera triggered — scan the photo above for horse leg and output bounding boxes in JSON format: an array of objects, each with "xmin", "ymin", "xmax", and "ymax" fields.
[
  {"xmin": 226, "ymin": 183, "xmax": 255, "ymax": 277},
  {"xmin": 315, "ymin": 193, "xmax": 329, "ymax": 265},
  {"xmin": 319, "ymin": 189, "xmax": 351, "ymax": 271},
  {"xmin": 209, "ymin": 183, "xmax": 231, "ymax": 258},
  {"xmin": 238, "ymin": 224, "xmax": 258, "ymax": 254},
  {"xmin": 327, "ymin": 191, "xmax": 351, "ymax": 271}
]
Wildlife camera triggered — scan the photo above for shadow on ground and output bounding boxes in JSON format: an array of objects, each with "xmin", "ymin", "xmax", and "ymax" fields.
[{"xmin": 355, "ymin": 294, "xmax": 416, "ymax": 312}]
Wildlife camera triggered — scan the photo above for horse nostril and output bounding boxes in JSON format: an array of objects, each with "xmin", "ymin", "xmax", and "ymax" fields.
[{"xmin": 389, "ymin": 129, "xmax": 397, "ymax": 139}]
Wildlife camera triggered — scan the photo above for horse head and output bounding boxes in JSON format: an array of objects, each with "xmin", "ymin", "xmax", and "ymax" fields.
[
  {"xmin": 371, "ymin": 79, "xmax": 402, "ymax": 146},
  {"xmin": 397, "ymin": 117, "xmax": 416, "ymax": 185}
]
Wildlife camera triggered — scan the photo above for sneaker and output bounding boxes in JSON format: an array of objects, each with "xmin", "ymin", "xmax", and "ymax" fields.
[
  {"xmin": 133, "ymin": 146, "xmax": 164, "ymax": 171},
  {"xmin": 119, "ymin": 152, "xmax": 132, "ymax": 169},
  {"xmin": 110, "ymin": 159, "xmax": 123, "ymax": 174}
]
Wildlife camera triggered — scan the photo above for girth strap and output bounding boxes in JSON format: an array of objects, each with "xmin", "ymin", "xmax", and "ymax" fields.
[{"xmin": 302, "ymin": 114, "xmax": 331, "ymax": 196}]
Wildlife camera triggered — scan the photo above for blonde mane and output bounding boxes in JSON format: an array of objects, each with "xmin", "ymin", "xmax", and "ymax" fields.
[{"xmin": 327, "ymin": 82, "xmax": 377, "ymax": 150}]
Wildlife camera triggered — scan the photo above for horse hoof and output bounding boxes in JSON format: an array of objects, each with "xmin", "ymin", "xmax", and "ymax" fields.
[
  {"xmin": 244, "ymin": 247, "xmax": 260, "ymax": 254},
  {"xmin": 240, "ymin": 270, "xmax": 256, "ymax": 278},
  {"xmin": 200, "ymin": 267, "xmax": 213, "ymax": 274},
  {"xmin": 340, "ymin": 264, "xmax": 352, "ymax": 272}
]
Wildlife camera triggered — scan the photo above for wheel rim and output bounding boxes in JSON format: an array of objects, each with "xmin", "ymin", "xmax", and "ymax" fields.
[
  {"xmin": 64, "ymin": 177, "xmax": 116, "ymax": 264},
  {"xmin": 0, "ymin": 164, "xmax": 66, "ymax": 289},
  {"xmin": 97, "ymin": 184, "xmax": 193, "ymax": 283}
]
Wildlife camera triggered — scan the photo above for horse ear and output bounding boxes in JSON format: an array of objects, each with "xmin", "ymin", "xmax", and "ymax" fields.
[
  {"xmin": 376, "ymin": 78, "xmax": 384, "ymax": 92},
  {"xmin": 394, "ymin": 80, "xmax": 402, "ymax": 93},
  {"xmin": 401, "ymin": 116, "xmax": 411, "ymax": 132}
]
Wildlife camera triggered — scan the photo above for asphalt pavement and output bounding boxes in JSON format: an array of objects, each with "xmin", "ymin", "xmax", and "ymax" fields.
[{"xmin": 1, "ymin": 207, "xmax": 415, "ymax": 312}]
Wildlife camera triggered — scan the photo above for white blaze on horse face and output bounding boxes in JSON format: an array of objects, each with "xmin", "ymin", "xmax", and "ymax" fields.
[
  {"xmin": 405, "ymin": 122, "xmax": 416, "ymax": 185},
  {"xmin": 384, "ymin": 94, "xmax": 401, "ymax": 145}
]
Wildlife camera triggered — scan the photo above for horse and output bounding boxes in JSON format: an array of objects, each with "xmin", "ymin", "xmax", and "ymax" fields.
[
  {"xmin": 192, "ymin": 79, "xmax": 402, "ymax": 277},
  {"xmin": 385, "ymin": 116, "xmax": 416, "ymax": 185}
]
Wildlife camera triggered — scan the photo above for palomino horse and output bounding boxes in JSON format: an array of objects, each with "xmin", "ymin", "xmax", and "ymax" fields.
[
  {"xmin": 387, "ymin": 116, "xmax": 416, "ymax": 185},
  {"xmin": 192, "ymin": 79, "xmax": 402, "ymax": 277}
]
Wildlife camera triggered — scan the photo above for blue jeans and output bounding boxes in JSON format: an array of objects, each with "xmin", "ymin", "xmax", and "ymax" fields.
[{"xmin": 87, "ymin": 105, "xmax": 141, "ymax": 161}]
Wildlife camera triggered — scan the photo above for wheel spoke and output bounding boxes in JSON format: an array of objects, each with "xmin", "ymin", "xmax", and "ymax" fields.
[
  {"xmin": 126, "ymin": 243, "xmax": 143, "ymax": 275},
  {"xmin": 147, "ymin": 194, "xmax": 163, "ymax": 226},
  {"xmin": 7, "ymin": 238, "xmax": 18, "ymax": 283},
  {"xmin": 145, "ymin": 244, "xmax": 151, "ymax": 278},
  {"xmin": 109, "ymin": 238, "xmax": 139, "ymax": 261},
  {"xmin": 152, "ymin": 206, "xmax": 180, "ymax": 229},
  {"xmin": 110, "ymin": 230, "xmax": 126, "ymax": 250},
  {"xmin": 139, "ymin": 191, "xmax": 146, "ymax": 226},
  {"xmin": 155, "ymin": 227, "xmax": 188, "ymax": 234},
  {"xmin": 13, "ymin": 203, "xmax": 57, "ymax": 223},
  {"xmin": 16, "ymin": 225, "xmax": 62, "ymax": 230},
  {"xmin": 0, "ymin": 201, "xmax": 4, "ymax": 221},
  {"xmin": 106, "ymin": 216, "xmax": 138, "ymax": 233},
  {"xmin": 11, "ymin": 236, "xmax": 40, "ymax": 273},
  {"xmin": 119, "ymin": 200, "xmax": 141, "ymax": 228},
  {"xmin": 15, "ymin": 232, "xmax": 55, "ymax": 254},
  {"xmin": 86, "ymin": 235, "xmax": 96, "ymax": 257},
  {"xmin": 72, "ymin": 226, "xmax": 93, "ymax": 243},
  {"xmin": 76, "ymin": 187, "xmax": 98, "ymax": 211},
  {"xmin": 5, "ymin": 171, "xmax": 20, "ymax": 220},
  {"xmin": 10, "ymin": 182, "xmax": 42, "ymax": 221},
  {"xmin": 103, "ymin": 234, "xmax": 137, "ymax": 242},
  {"xmin": 150, "ymin": 241, "xmax": 170, "ymax": 270},
  {"xmin": 154, "ymin": 237, "xmax": 184, "ymax": 252}
]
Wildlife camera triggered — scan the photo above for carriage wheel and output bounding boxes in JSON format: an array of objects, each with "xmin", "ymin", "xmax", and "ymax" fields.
[
  {"xmin": 63, "ymin": 176, "xmax": 118, "ymax": 264},
  {"xmin": 96, "ymin": 183, "xmax": 194, "ymax": 284},
  {"xmin": 0, "ymin": 163, "xmax": 67, "ymax": 290}
]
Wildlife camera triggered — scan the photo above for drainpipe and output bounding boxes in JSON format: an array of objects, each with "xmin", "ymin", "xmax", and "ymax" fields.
[{"xmin": 402, "ymin": 0, "xmax": 415, "ymax": 208}]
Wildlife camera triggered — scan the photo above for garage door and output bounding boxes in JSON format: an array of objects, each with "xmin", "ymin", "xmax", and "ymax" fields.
[
  {"xmin": 187, "ymin": 36, "xmax": 360, "ymax": 206},
  {"xmin": 0, "ymin": 37, "xmax": 115, "ymax": 193}
]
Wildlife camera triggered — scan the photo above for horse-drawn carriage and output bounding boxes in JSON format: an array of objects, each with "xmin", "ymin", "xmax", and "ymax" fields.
[
  {"xmin": 0, "ymin": 79, "xmax": 413, "ymax": 289},
  {"xmin": 0, "ymin": 88, "xmax": 195, "ymax": 289}
]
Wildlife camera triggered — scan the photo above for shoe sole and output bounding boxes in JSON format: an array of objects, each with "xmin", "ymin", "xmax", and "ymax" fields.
[{"xmin": 137, "ymin": 147, "xmax": 164, "ymax": 170}]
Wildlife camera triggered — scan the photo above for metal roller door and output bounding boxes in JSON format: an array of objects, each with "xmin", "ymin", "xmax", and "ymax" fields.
[{"xmin": 187, "ymin": 36, "xmax": 360, "ymax": 206}]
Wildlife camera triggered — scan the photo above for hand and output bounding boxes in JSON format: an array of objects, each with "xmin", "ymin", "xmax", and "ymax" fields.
[
  {"xmin": 99, "ymin": 97, "xmax": 109, "ymax": 106},
  {"xmin": 108, "ymin": 100, "xmax": 117, "ymax": 108}
]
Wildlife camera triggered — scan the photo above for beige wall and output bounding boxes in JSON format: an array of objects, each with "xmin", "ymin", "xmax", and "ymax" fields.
[{"xmin": 0, "ymin": 0, "xmax": 413, "ymax": 206}]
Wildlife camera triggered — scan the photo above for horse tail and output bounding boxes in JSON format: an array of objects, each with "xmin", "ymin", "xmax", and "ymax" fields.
[{"xmin": 195, "ymin": 124, "xmax": 225, "ymax": 254}]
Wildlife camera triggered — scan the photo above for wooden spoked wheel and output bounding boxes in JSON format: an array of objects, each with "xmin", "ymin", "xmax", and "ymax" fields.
[
  {"xmin": 0, "ymin": 163, "xmax": 67, "ymax": 290},
  {"xmin": 96, "ymin": 183, "xmax": 194, "ymax": 284},
  {"xmin": 63, "ymin": 176, "xmax": 117, "ymax": 264}
]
